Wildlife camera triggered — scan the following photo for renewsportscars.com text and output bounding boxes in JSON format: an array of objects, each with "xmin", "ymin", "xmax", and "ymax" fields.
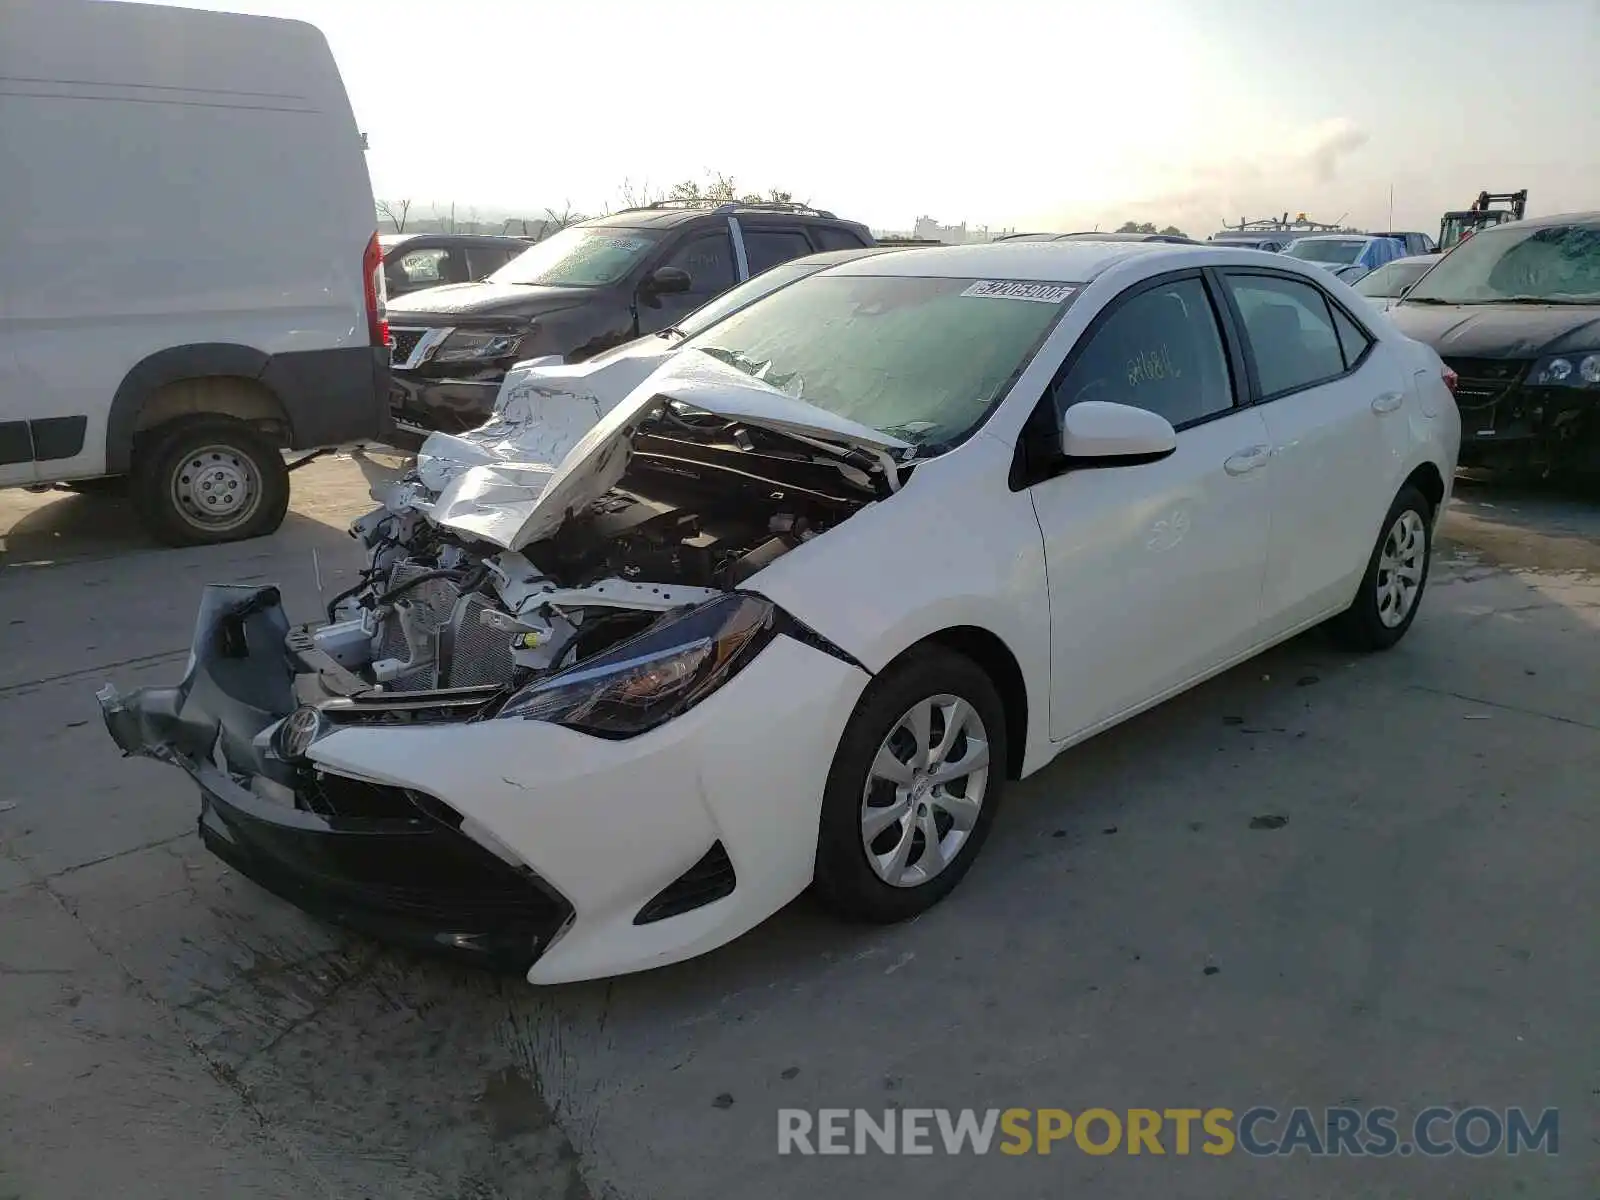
[{"xmin": 777, "ymin": 1106, "xmax": 1559, "ymax": 1157}]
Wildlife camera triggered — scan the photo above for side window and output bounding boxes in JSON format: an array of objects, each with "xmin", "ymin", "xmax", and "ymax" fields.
[
  {"xmin": 464, "ymin": 245, "xmax": 518, "ymax": 279},
  {"xmin": 1330, "ymin": 303, "xmax": 1373, "ymax": 369},
  {"xmin": 661, "ymin": 231, "xmax": 736, "ymax": 296},
  {"xmin": 1224, "ymin": 274, "xmax": 1347, "ymax": 398},
  {"xmin": 1051, "ymin": 277, "xmax": 1234, "ymax": 429},
  {"xmin": 398, "ymin": 247, "xmax": 447, "ymax": 285},
  {"xmin": 813, "ymin": 226, "xmax": 869, "ymax": 252},
  {"xmin": 743, "ymin": 229, "xmax": 814, "ymax": 275}
]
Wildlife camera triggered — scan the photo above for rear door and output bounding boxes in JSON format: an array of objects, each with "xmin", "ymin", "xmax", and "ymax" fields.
[
  {"xmin": 738, "ymin": 226, "xmax": 816, "ymax": 277},
  {"xmin": 1216, "ymin": 269, "xmax": 1412, "ymax": 633}
]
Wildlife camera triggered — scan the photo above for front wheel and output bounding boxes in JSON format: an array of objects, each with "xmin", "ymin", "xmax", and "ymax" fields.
[
  {"xmin": 130, "ymin": 415, "xmax": 290, "ymax": 547},
  {"xmin": 812, "ymin": 647, "xmax": 1008, "ymax": 924},
  {"xmin": 1328, "ymin": 484, "xmax": 1433, "ymax": 651}
]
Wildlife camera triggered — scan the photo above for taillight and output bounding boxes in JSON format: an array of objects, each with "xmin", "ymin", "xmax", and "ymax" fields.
[
  {"xmin": 1441, "ymin": 365, "xmax": 1459, "ymax": 396},
  {"xmin": 362, "ymin": 231, "xmax": 389, "ymax": 347}
]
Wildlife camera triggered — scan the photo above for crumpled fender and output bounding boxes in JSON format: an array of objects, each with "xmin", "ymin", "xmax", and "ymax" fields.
[{"xmin": 98, "ymin": 585, "xmax": 295, "ymax": 771}]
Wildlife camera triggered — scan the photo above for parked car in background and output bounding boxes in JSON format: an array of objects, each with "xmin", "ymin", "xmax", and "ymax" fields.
[
  {"xmin": 998, "ymin": 231, "xmax": 1201, "ymax": 244},
  {"xmin": 1283, "ymin": 234, "xmax": 1407, "ymax": 283},
  {"xmin": 1388, "ymin": 211, "xmax": 1600, "ymax": 478},
  {"xmin": 381, "ymin": 234, "xmax": 532, "ymax": 297},
  {"xmin": 1208, "ymin": 231, "xmax": 1292, "ymax": 252},
  {"xmin": 1353, "ymin": 254, "xmax": 1438, "ymax": 312},
  {"xmin": 101, "ymin": 240, "xmax": 1459, "ymax": 983},
  {"xmin": 415, "ymin": 245, "xmax": 915, "ymax": 479},
  {"xmin": 1370, "ymin": 230, "xmax": 1438, "ymax": 257},
  {"xmin": 386, "ymin": 201, "xmax": 875, "ymax": 439},
  {"xmin": 1, "ymin": 0, "xmax": 389, "ymax": 545}
]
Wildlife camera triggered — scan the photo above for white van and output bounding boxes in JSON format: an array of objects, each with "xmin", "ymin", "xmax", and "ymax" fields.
[{"xmin": 0, "ymin": 0, "xmax": 390, "ymax": 544}]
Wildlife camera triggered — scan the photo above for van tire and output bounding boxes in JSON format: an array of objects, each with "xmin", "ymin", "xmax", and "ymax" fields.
[{"xmin": 130, "ymin": 415, "xmax": 290, "ymax": 546}]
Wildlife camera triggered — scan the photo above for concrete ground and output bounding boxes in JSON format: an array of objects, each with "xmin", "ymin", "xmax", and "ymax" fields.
[{"xmin": 1, "ymin": 461, "xmax": 1595, "ymax": 1199}]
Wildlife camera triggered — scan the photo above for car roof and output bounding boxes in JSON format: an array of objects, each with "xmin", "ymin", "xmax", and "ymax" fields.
[
  {"xmin": 580, "ymin": 203, "xmax": 861, "ymax": 231},
  {"xmin": 1487, "ymin": 210, "xmax": 1600, "ymax": 230},
  {"xmin": 816, "ymin": 240, "xmax": 1222, "ymax": 282}
]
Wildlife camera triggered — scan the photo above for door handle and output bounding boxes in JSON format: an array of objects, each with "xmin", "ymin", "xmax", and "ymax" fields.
[
  {"xmin": 1223, "ymin": 445, "xmax": 1271, "ymax": 475},
  {"xmin": 1372, "ymin": 391, "xmax": 1404, "ymax": 414}
]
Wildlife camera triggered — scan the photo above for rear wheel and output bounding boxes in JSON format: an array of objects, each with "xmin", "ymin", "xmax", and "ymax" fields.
[
  {"xmin": 812, "ymin": 647, "xmax": 1007, "ymax": 924},
  {"xmin": 130, "ymin": 415, "xmax": 289, "ymax": 546},
  {"xmin": 1328, "ymin": 484, "xmax": 1433, "ymax": 651}
]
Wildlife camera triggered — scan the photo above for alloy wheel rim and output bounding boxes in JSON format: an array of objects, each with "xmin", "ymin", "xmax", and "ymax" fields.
[
  {"xmin": 860, "ymin": 693, "xmax": 991, "ymax": 888},
  {"xmin": 170, "ymin": 444, "xmax": 262, "ymax": 531},
  {"xmin": 1376, "ymin": 509, "xmax": 1426, "ymax": 628}
]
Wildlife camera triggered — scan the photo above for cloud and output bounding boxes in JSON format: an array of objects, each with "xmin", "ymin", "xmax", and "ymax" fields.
[
  {"xmin": 1291, "ymin": 118, "xmax": 1371, "ymax": 185},
  {"xmin": 1036, "ymin": 117, "xmax": 1375, "ymax": 237}
]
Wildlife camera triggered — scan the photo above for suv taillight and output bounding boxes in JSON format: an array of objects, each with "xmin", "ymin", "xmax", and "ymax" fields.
[
  {"xmin": 363, "ymin": 231, "xmax": 389, "ymax": 347},
  {"xmin": 1441, "ymin": 365, "xmax": 1459, "ymax": 396}
]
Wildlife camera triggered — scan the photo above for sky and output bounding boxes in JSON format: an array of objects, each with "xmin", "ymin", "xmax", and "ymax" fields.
[{"xmin": 150, "ymin": 0, "xmax": 1598, "ymax": 236}]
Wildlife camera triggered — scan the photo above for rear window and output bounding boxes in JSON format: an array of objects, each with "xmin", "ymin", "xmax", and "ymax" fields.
[{"xmin": 813, "ymin": 226, "xmax": 870, "ymax": 251}]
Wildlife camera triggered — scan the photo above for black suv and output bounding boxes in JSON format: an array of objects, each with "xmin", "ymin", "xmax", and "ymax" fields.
[
  {"xmin": 386, "ymin": 201, "xmax": 875, "ymax": 436},
  {"xmin": 381, "ymin": 233, "xmax": 534, "ymax": 298}
]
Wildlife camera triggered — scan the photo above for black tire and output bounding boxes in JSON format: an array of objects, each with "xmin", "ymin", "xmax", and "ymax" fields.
[
  {"xmin": 812, "ymin": 647, "xmax": 1008, "ymax": 924},
  {"xmin": 129, "ymin": 416, "xmax": 290, "ymax": 547},
  {"xmin": 1328, "ymin": 484, "xmax": 1434, "ymax": 651}
]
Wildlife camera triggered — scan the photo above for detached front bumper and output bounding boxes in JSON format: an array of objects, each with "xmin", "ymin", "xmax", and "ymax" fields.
[
  {"xmin": 97, "ymin": 584, "xmax": 874, "ymax": 984},
  {"xmin": 97, "ymin": 585, "xmax": 573, "ymax": 975}
]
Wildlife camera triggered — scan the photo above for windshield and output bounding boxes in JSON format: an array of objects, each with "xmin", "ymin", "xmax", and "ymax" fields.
[
  {"xmin": 678, "ymin": 275, "xmax": 1074, "ymax": 449},
  {"xmin": 1403, "ymin": 223, "xmax": 1600, "ymax": 304},
  {"xmin": 489, "ymin": 226, "xmax": 661, "ymax": 287},
  {"xmin": 672, "ymin": 258, "xmax": 828, "ymax": 338},
  {"xmin": 1285, "ymin": 239, "xmax": 1366, "ymax": 265},
  {"xmin": 1355, "ymin": 258, "xmax": 1434, "ymax": 298}
]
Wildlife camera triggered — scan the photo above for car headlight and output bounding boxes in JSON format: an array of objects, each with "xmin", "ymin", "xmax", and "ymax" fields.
[
  {"xmin": 432, "ymin": 330, "xmax": 525, "ymax": 364},
  {"xmin": 1529, "ymin": 352, "xmax": 1600, "ymax": 388},
  {"xmin": 497, "ymin": 593, "xmax": 779, "ymax": 737}
]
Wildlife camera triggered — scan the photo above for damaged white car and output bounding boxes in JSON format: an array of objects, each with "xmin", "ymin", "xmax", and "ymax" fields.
[{"xmin": 99, "ymin": 243, "xmax": 1460, "ymax": 984}]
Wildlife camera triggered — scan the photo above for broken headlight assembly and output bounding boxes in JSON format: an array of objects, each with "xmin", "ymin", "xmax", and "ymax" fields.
[
  {"xmin": 432, "ymin": 329, "xmax": 526, "ymax": 364},
  {"xmin": 497, "ymin": 593, "xmax": 778, "ymax": 738},
  {"xmin": 1529, "ymin": 352, "xmax": 1600, "ymax": 388}
]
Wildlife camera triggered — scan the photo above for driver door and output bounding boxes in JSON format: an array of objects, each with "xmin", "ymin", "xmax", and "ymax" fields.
[
  {"xmin": 635, "ymin": 226, "xmax": 738, "ymax": 335},
  {"xmin": 1026, "ymin": 272, "xmax": 1274, "ymax": 741}
]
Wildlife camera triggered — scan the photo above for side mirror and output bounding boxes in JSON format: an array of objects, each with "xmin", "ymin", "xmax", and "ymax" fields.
[
  {"xmin": 1060, "ymin": 401, "xmax": 1176, "ymax": 464},
  {"xmin": 641, "ymin": 266, "xmax": 692, "ymax": 296}
]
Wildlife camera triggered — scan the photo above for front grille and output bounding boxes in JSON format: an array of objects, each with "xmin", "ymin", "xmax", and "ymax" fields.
[
  {"xmin": 1453, "ymin": 382, "xmax": 1510, "ymax": 411},
  {"xmin": 1442, "ymin": 357, "xmax": 1529, "ymax": 384},
  {"xmin": 390, "ymin": 328, "xmax": 426, "ymax": 365},
  {"xmin": 635, "ymin": 842, "xmax": 737, "ymax": 925}
]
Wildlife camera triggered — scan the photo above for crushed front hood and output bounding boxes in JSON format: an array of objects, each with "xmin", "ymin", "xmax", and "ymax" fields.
[{"xmin": 414, "ymin": 350, "xmax": 910, "ymax": 552}]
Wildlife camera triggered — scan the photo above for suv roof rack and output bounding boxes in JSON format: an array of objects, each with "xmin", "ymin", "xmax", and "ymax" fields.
[{"xmin": 638, "ymin": 198, "xmax": 839, "ymax": 219}]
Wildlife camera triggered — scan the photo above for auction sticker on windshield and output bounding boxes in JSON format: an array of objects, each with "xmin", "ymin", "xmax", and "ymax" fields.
[{"xmin": 962, "ymin": 280, "xmax": 1076, "ymax": 303}]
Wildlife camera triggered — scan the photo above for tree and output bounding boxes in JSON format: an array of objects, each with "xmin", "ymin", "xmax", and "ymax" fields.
[
  {"xmin": 663, "ymin": 172, "xmax": 801, "ymax": 207},
  {"xmin": 376, "ymin": 198, "xmax": 412, "ymax": 232},
  {"xmin": 618, "ymin": 177, "xmax": 663, "ymax": 208},
  {"xmin": 1115, "ymin": 220, "xmax": 1191, "ymax": 238},
  {"xmin": 543, "ymin": 203, "xmax": 582, "ymax": 232}
]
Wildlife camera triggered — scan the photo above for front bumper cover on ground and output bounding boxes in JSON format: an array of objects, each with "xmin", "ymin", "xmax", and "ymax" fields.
[{"xmin": 97, "ymin": 585, "xmax": 573, "ymax": 975}]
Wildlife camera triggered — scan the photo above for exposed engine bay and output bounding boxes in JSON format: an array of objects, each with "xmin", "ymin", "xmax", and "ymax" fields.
[{"xmin": 306, "ymin": 410, "xmax": 887, "ymax": 704}]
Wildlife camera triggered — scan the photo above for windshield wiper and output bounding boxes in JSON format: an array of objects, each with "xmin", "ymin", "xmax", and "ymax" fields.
[
  {"xmin": 1399, "ymin": 296, "xmax": 1454, "ymax": 304},
  {"xmin": 656, "ymin": 326, "xmax": 687, "ymax": 340},
  {"xmin": 1489, "ymin": 296, "xmax": 1597, "ymax": 305}
]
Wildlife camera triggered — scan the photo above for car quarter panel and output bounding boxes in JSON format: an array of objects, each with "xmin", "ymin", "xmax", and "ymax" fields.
[
  {"xmin": 744, "ymin": 432, "xmax": 1058, "ymax": 776},
  {"xmin": 305, "ymin": 635, "xmax": 870, "ymax": 985}
]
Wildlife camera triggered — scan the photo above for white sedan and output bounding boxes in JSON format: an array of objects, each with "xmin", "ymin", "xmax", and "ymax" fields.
[{"xmin": 99, "ymin": 242, "xmax": 1461, "ymax": 984}]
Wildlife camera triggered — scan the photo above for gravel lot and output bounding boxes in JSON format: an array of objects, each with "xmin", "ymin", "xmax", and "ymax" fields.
[{"xmin": 2, "ymin": 460, "xmax": 1596, "ymax": 1199}]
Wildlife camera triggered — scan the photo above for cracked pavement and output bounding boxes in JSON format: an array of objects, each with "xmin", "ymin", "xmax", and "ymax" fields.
[{"xmin": 1, "ymin": 463, "xmax": 1596, "ymax": 1199}]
